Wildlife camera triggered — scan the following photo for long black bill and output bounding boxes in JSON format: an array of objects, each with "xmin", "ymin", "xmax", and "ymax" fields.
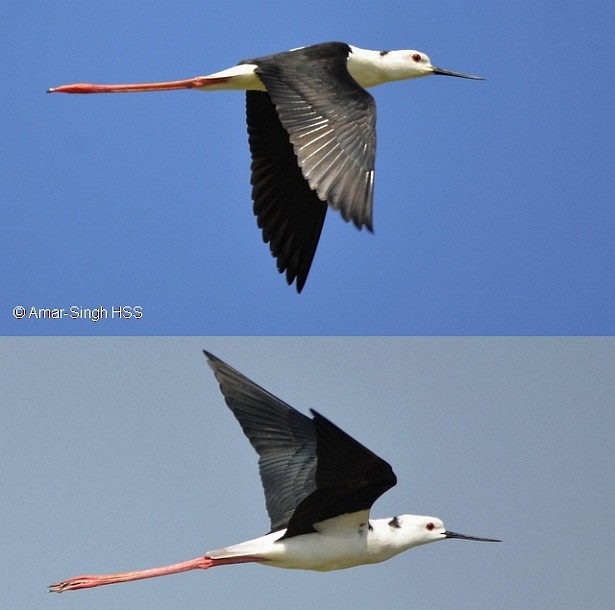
[
  {"xmin": 445, "ymin": 530, "xmax": 501, "ymax": 542},
  {"xmin": 432, "ymin": 67, "xmax": 485, "ymax": 80}
]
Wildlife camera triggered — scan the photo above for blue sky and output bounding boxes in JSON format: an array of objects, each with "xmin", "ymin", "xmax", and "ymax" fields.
[
  {"xmin": 2, "ymin": 338, "xmax": 613, "ymax": 609},
  {"xmin": 2, "ymin": 1, "xmax": 613, "ymax": 335}
]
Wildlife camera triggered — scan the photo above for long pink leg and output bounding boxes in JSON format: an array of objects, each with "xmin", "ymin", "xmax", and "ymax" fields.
[
  {"xmin": 49, "ymin": 554, "xmax": 265, "ymax": 593},
  {"xmin": 47, "ymin": 76, "xmax": 231, "ymax": 94}
]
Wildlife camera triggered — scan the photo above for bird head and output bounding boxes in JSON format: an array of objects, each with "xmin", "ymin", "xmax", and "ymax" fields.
[
  {"xmin": 381, "ymin": 50, "xmax": 484, "ymax": 82},
  {"xmin": 393, "ymin": 515, "xmax": 500, "ymax": 548}
]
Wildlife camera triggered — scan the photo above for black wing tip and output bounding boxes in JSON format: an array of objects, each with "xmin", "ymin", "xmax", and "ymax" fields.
[
  {"xmin": 309, "ymin": 409, "xmax": 339, "ymax": 430},
  {"xmin": 274, "ymin": 249, "xmax": 311, "ymax": 293},
  {"xmin": 309, "ymin": 409, "xmax": 341, "ymax": 427},
  {"xmin": 290, "ymin": 274, "xmax": 306, "ymax": 293},
  {"xmin": 203, "ymin": 350, "xmax": 225, "ymax": 371}
]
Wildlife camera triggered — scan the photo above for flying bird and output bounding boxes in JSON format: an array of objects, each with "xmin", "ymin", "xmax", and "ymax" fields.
[
  {"xmin": 49, "ymin": 350, "xmax": 499, "ymax": 593},
  {"xmin": 48, "ymin": 42, "xmax": 483, "ymax": 292}
]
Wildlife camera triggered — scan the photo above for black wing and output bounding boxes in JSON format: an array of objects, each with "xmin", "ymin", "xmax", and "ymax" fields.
[
  {"xmin": 247, "ymin": 42, "xmax": 376, "ymax": 230},
  {"xmin": 204, "ymin": 351, "xmax": 397, "ymax": 538},
  {"xmin": 283, "ymin": 410, "xmax": 397, "ymax": 538},
  {"xmin": 246, "ymin": 90, "xmax": 327, "ymax": 293},
  {"xmin": 205, "ymin": 350, "xmax": 317, "ymax": 532}
]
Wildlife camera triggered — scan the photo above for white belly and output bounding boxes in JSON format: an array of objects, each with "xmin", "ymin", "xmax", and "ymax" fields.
[{"xmin": 207, "ymin": 528, "xmax": 401, "ymax": 572}]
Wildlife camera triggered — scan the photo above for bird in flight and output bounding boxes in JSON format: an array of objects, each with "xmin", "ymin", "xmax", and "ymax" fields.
[
  {"xmin": 49, "ymin": 350, "xmax": 499, "ymax": 593},
  {"xmin": 48, "ymin": 42, "xmax": 483, "ymax": 292}
]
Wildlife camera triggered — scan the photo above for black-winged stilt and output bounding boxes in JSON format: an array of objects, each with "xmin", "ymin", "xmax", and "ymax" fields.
[
  {"xmin": 48, "ymin": 42, "xmax": 483, "ymax": 292},
  {"xmin": 49, "ymin": 350, "xmax": 499, "ymax": 593}
]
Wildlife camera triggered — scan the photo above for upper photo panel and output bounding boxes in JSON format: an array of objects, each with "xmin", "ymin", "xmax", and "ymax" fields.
[{"xmin": 3, "ymin": 1, "xmax": 612, "ymax": 335}]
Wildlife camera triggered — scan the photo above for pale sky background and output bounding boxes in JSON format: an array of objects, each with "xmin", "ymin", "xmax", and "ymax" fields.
[
  {"xmin": 2, "ymin": 0, "xmax": 614, "ymax": 335},
  {"xmin": 1, "ymin": 338, "xmax": 613, "ymax": 610}
]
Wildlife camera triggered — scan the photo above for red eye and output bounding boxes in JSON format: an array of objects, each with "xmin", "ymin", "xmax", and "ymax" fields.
[
  {"xmin": 412, "ymin": 53, "xmax": 422, "ymax": 63},
  {"xmin": 426, "ymin": 522, "xmax": 435, "ymax": 531}
]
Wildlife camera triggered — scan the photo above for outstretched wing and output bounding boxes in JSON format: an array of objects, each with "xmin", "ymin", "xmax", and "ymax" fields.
[
  {"xmin": 204, "ymin": 351, "xmax": 397, "ymax": 539},
  {"xmin": 248, "ymin": 42, "xmax": 376, "ymax": 230},
  {"xmin": 205, "ymin": 351, "xmax": 317, "ymax": 532},
  {"xmin": 246, "ymin": 90, "xmax": 327, "ymax": 293}
]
